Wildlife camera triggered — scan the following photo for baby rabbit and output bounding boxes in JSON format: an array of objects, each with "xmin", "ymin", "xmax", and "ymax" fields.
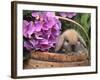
[{"xmin": 55, "ymin": 29, "xmax": 88, "ymax": 55}]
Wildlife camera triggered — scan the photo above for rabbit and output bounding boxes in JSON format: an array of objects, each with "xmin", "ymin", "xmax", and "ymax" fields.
[{"xmin": 55, "ymin": 29, "xmax": 88, "ymax": 55}]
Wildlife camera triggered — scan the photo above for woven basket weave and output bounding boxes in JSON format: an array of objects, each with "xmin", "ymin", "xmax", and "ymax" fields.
[{"xmin": 23, "ymin": 51, "xmax": 89, "ymax": 69}]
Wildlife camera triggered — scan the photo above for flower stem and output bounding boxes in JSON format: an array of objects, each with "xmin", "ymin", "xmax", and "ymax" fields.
[{"xmin": 56, "ymin": 16, "xmax": 90, "ymax": 47}]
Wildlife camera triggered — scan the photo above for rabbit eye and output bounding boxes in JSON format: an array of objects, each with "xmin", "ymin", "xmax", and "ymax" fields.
[
  {"xmin": 78, "ymin": 38, "xmax": 80, "ymax": 42},
  {"xmin": 66, "ymin": 39, "xmax": 69, "ymax": 42}
]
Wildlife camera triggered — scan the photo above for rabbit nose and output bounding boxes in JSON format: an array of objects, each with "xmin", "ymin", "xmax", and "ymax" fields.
[{"xmin": 71, "ymin": 44, "xmax": 75, "ymax": 51}]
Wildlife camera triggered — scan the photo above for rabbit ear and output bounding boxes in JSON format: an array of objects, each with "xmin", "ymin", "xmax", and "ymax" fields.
[
  {"xmin": 78, "ymin": 34, "xmax": 87, "ymax": 48},
  {"xmin": 55, "ymin": 35, "xmax": 64, "ymax": 52}
]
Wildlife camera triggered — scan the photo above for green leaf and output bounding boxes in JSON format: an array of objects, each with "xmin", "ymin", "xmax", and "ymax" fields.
[{"xmin": 80, "ymin": 13, "xmax": 90, "ymax": 33}]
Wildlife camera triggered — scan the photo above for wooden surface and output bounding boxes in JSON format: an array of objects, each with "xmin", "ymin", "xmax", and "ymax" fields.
[{"xmin": 23, "ymin": 51, "xmax": 89, "ymax": 69}]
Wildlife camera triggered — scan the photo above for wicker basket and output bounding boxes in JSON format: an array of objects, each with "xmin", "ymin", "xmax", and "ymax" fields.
[{"xmin": 23, "ymin": 51, "xmax": 90, "ymax": 69}]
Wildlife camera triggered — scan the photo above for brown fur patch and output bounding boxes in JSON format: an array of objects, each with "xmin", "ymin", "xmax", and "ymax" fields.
[{"xmin": 63, "ymin": 29, "xmax": 78, "ymax": 44}]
